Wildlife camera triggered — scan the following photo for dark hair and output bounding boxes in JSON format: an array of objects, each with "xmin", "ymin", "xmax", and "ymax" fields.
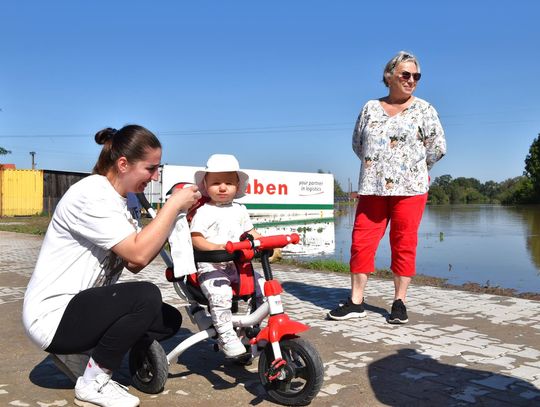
[{"xmin": 92, "ymin": 125, "xmax": 161, "ymax": 175}]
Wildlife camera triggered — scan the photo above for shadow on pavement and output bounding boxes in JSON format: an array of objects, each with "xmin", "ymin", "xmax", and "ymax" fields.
[
  {"xmin": 368, "ymin": 348, "xmax": 540, "ymax": 406},
  {"xmin": 29, "ymin": 355, "xmax": 75, "ymax": 390},
  {"xmin": 28, "ymin": 326, "xmax": 268, "ymax": 404},
  {"xmin": 281, "ymin": 280, "xmax": 388, "ymax": 317},
  {"xmin": 165, "ymin": 330, "xmax": 267, "ymax": 405}
]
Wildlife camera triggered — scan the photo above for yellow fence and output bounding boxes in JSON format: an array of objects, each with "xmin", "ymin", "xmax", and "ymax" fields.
[{"xmin": 0, "ymin": 169, "xmax": 44, "ymax": 216}]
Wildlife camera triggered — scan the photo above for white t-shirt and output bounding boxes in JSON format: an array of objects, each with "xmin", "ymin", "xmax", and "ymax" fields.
[
  {"xmin": 190, "ymin": 202, "xmax": 254, "ymax": 275},
  {"xmin": 22, "ymin": 175, "xmax": 139, "ymax": 350}
]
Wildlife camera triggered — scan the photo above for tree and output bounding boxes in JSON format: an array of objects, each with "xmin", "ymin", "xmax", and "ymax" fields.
[
  {"xmin": 452, "ymin": 177, "xmax": 482, "ymax": 191},
  {"xmin": 524, "ymin": 134, "xmax": 540, "ymax": 200},
  {"xmin": 480, "ymin": 181, "xmax": 501, "ymax": 201},
  {"xmin": 499, "ymin": 176, "xmax": 534, "ymax": 204},
  {"xmin": 317, "ymin": 169, "xmax": 348, "ymax": 199},
  {"xmin": 428, "ymin": 185, "xmax": 449, "ymax": 204},
  {"xmin": 0, "ymin": 147, "xmax": 11, "ymax": 156},
  {"xmin": 432, "ymin": 174, "xmax": 453, "ymax": 190}
]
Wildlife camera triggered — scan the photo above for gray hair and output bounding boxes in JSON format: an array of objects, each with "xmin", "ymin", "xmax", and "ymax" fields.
[{"xmin": 382, "ymin": 51, "xmax": 421, "ymax": 87}]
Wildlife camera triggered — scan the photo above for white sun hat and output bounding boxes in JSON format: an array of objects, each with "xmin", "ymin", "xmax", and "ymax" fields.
[{"xmin": 194, "ymin": 154, "xmax": 249, "ymax": 199}]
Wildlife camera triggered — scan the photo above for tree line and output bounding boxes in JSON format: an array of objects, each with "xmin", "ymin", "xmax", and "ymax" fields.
[
  {"xmin": 430, "ymin": 134, "xmax": 540, "ymax": 205},
  {"xmin": 427, "ymin": 175, "xmax": 533, "ymax": 204}
]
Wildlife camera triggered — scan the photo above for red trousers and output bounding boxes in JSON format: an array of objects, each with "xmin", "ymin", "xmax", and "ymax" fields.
[{"xmin": 350, "ymin": 194, "xmax": 428, "ymax": 277}]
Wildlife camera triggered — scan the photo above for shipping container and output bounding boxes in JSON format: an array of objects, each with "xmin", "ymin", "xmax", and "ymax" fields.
[
  {"xmin": 0, "ymin": 169, "xmax": 43, "ymax": 216},
  {"xmin": 43, "ymin": 169, "xmax": 89, "ymax": 215}
]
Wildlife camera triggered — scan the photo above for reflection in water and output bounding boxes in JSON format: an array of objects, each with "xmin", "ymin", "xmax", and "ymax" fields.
[
  {"xmin": 506, "ymin": 206, "xmax": 540, "ymax": 273},
  {"xmin": 256, "ymin": 220, "xmax": 335, "ymax": 257},
  {"xmin": 254, "ymin": 204, "xmax": 540, "ymax": 293}
]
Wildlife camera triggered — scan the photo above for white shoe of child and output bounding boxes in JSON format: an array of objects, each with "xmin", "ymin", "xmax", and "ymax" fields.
[
  {"xmin": 218, "ymin": 331, "xmax": 247, "ymax": 358},
  {"xmin": 74, "ymin": 373, "xmax": 140, "ymax": 407}
]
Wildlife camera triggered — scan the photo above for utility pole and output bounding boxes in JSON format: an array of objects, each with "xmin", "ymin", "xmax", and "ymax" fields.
[{"xmin": 30, "ymin": 151, "xmax": 36, "ymax": 170}]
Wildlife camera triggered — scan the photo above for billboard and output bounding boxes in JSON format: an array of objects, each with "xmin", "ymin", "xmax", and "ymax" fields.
[{"xmin": 145, "ymin": 165, "xmax": 334, "ymax": 222}]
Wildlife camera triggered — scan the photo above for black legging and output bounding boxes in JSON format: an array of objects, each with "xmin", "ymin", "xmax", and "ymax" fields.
[{"xmin": 46, "ymin": 281, "xmax": 181, "ymax": 370}]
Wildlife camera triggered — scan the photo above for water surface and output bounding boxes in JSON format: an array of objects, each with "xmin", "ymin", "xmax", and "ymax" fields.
[{"xmin": 257, "ymin": 204, "xmax": 540, "ymax": 294}]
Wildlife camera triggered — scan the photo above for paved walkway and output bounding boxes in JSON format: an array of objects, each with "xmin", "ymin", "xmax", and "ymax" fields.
[{"xmin": 1, "ymin": 230, "xmax": 539, "ymax": 406}]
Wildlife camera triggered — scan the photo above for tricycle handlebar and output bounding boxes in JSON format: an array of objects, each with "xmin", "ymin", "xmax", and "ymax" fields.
[{"xmin": 225, "ymin": 233, "xmax": 300, "ymax": 253}]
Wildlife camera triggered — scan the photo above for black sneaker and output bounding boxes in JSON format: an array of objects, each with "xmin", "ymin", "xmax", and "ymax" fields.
[
  {"xmin": 327, "ymin": 298, "xmax": 366, "ymax": 320},
  {"xmin": 388, "ymin": 299, "xmax": 408, "ymax": 324}
]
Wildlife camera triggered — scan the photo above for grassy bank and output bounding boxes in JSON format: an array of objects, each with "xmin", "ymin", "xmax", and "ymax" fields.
[
  {"xmin": 0, "ymin": 215, "xmax": 51, "ymax": 235},
  {"xmin": 276, "ymin": 258, "xmax": 540, "ymax": 301},
  {"xmin": 1, "ymin": 216, "xmax": 539, "ymax": 301}
]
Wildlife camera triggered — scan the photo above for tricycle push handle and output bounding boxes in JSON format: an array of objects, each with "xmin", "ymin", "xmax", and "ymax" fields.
[{"xmin": 136, "ymin": 193, "xmax": 153, "ymax": 211}]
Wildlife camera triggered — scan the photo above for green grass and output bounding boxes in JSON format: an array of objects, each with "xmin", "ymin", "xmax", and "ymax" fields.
[
  {"xmin": 285, "ymin": 258, "xmax": 350, "ymax": 273},
  {"xmin": 0, "ymin": 215, "xmax": 51, "ymax": 235}
]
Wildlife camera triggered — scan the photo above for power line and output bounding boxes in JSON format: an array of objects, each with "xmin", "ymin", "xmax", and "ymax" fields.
[
  {"xmin": 0, "ymin": 123, "xmax": 351, "ymax": 138},
  {"xmin": 0, "ymin": 115, "xmax": 538, "ymax": 139}
]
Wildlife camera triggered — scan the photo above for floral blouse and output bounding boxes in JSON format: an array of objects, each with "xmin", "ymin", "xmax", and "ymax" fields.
[{"xmin": 352, "ymin": 97, "xmax": 446, "ymax": 196}]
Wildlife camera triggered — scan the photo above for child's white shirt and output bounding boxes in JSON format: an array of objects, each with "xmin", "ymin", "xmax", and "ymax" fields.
[{"xmin": 190, "ymin": 202, "xmax": 254, "ymax": 274}]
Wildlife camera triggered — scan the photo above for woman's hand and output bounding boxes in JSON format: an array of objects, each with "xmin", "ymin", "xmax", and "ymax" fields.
[{"xmin": 169, "ymin": 185, "xmax": 202, "ymax": 212}]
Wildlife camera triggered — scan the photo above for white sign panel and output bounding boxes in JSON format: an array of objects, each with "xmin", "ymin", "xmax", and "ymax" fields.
[{"xmin": 146, "ymin": 165, "xmax": 334, "ymax": 222}]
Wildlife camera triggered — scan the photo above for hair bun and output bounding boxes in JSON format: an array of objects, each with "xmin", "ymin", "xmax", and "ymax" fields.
[{"xmin": 94, "ymin": 127, "xmax": 118, "ymax": 145}]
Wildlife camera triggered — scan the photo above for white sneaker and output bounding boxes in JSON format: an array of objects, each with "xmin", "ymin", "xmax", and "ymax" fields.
[
  {"xmin": 74, "ymin": 373, "xmax": 140, "ymax": 407},
  {"xmin": 218, "ymin": 331, "xmax": 247, "ymax": 358}
]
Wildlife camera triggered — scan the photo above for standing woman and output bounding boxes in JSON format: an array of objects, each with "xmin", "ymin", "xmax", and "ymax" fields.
[
  {"xmin": 328, "ymin": 51, "xmax": 446, "ymax": 324},
  {"xmin": 23, "ymin": 125, "xmax": 201, "ymax": 406}
]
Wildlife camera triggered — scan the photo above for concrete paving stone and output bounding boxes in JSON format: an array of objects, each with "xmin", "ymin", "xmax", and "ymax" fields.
[
  {"xmin": 425, "ymin": 336, "xmax": 471, "ymax": 347},
  {"xmin": 473, "ymin": 356, "xmax": 516, "ymax": 369},
  {"xmin": 453, "ymin": 316, "xmax": 475, "ymax": 321},
  {"xmin": 400, "ymin": 367, "xmax": 439, "ymax": 381},
  {"xmin": 478, "ymin": 395, "xmax": 531, "ymax": 407},
  {"xmin": 409, "ymin": 323, "xmax": 439, "ymax": 331},
  {"xmin": 448, "ymin": 330, "xmax": 489, "ymax": 341},
  {"xmin": 453, "ymin": 337, "xmax": 497, "ymax": 349},
  {"xmin": 471, "ymin": 375, "xmax": 522, "ymax": 390},
  {"xmin": 381, "ymin": 338, "xmax": 414, "ymax": 346},
  {"xmin": 518, "ymin": 389, "xmax": 540, "ymax": 401},
  {"xmin": 504, "ymin": 365, "xmax": 540, "ymax": 381},
  {"xmin": 498, "ymin": 343, "xmax": 526, "ymax": 351},
  {"xmin": 411, "ymin": 328, "xmax": 448, "ymax": 338},
  {"xmin": 438, "ymin": 343, "xmax": 497, "ymax": 357},
  {"xmin": 460, "ymin": 354, "xmax": 492, "ymax": 364},
  {"xmin": 468, "ymin": 345, "xmax": 516, "ymax": 358},
  {"xmin": 440, "ymin": 324, "xmax": 469, "ymax": 332},
  {"xmin": 482, "ymin": 386, "xmax": 540, "ymax": 406},
  {"xmin": 449, "ymin": 384, "xmax": 491, "ymax": 403},
  {"xmin": 414, "ymin": 347, "xmax": 463, "ymax": 360},
  {"xmin": 368, "ymin": 366, "xmax": 454, "ymax": 406},
  {"xmin": 513, "ymin": 347, "xmax": 540, "ymax": 359}
]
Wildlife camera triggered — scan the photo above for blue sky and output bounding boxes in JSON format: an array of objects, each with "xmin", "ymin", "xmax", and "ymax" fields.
[{"xmin": 1, "ymin": 0, "xmax": 539, "ymax": 189}]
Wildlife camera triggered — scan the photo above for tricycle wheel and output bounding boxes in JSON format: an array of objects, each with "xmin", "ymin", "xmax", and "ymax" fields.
[
  {"xmin": 258, "ymin": 337, "xmax": 323, "ymax": 406},
  {"xmin": 129, "ymin": 340, "xmax": 168, "ymax": 394}
]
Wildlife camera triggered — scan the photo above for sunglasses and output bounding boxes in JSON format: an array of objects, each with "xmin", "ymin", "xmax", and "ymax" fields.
[{"xmin": 398, "ymin": 71, "xmax": 421, "ymax": 82}]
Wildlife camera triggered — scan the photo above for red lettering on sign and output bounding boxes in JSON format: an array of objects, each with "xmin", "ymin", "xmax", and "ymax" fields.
[{"xmin": 245, "ymin": 179, "xmax": 288, "ymax": 195}]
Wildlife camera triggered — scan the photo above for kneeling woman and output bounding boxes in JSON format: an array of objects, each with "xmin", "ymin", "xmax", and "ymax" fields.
[{"xmin": 23, "ymin": 125, "xmax": 201, "ymax": 407}]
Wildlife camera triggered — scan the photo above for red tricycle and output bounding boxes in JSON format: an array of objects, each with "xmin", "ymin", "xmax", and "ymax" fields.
[{"xmin": 129, "ymin": 194, "xmax": 324, "ymax": 406}]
